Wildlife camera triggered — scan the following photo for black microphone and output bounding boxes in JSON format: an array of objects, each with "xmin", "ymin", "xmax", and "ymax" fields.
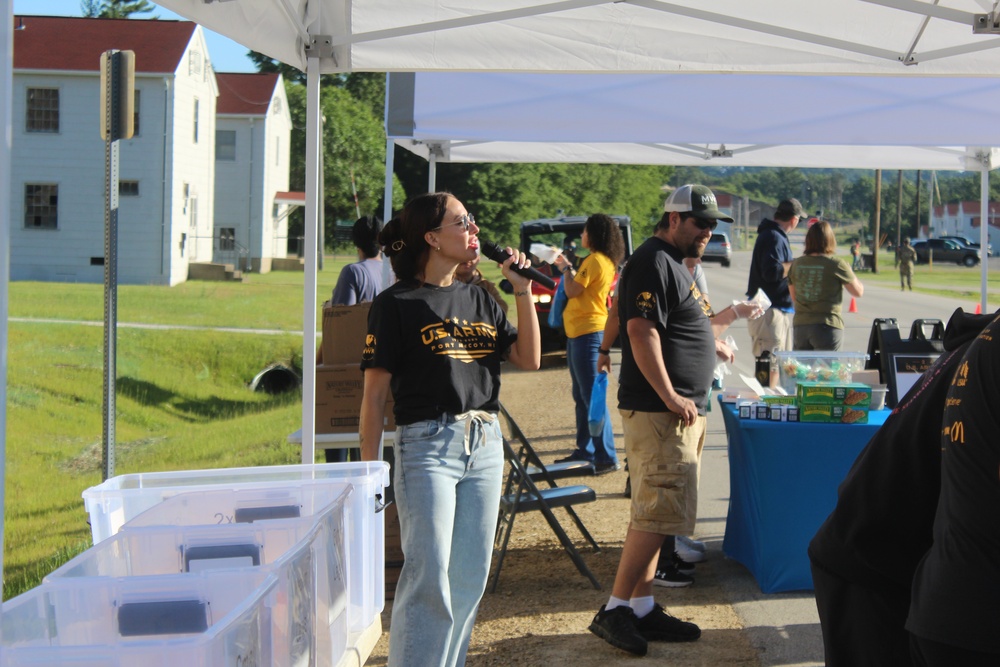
[{"xmin": 480, "ymin": 240, "xmax": 557, "ymax": 290}]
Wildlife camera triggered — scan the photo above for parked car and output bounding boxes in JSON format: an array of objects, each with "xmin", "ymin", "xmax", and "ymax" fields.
[
  {"xmin": 501, "ymin": 215, "xmax": 633, "ymax": 350},
  {"xmin": 911, "ymin": 238, "xmax": 981, "ymax": 266},
  {"xmin": 939, "ymin": 235, "xmax": 993, "ymax": 257},
  {"xmin": 703, "ymin": 232, "xmax": 732, "ymax": 267}
]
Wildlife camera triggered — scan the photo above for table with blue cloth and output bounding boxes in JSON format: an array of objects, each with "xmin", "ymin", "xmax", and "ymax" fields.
[{"xmin": 719, "ymin": 397, "xmax": 891, "ymax": 593}]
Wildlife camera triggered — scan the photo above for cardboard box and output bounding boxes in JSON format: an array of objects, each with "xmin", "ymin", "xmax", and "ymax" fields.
[
  {"xmin": 798, "ymin": 403, "xmax": 869, "ymax": 424},
  {"xmin": 321, "ymin": 302, "xmax": 372, "ymax": 365},
  {"xmin": 315, "ymin": 363, "xmax": 394, "ymax": 434},
  {"xmin": 796, "ymin": 381, "xmax": 872, "ymax": 407}
]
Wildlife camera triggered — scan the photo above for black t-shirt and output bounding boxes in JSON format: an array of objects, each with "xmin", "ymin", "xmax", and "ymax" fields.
[
  {"xmin": 907, "ymin": 313, "xmax": 1000, "ymax": 653},
  {"xmin": 808, "ymin": 309, "xmax": 994, "ymax": 594},
  {"xmin": 360, "ymin": 280, "xmax": 517, "ymax": 425},
  {"xmin": 616, "ymin": 236, "xmax": 715, "ymax": 414}
]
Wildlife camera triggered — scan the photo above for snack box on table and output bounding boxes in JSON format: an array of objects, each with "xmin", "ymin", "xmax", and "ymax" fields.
[
  {"xmin": 798, "ymin": 403, "xmax": 870, "ymax": 424},
  {"xmin": 48, "ymin": 487, "xmax": 351, "ymax": 666},
  {"xmin": 1, "ymin": 569, "xmax": 277, "ymax": 667},
  {"xmin": 82, "ymin": 462, "xmax": 389, "ymax": 634},
  {"xmin": 774, "ymin": 351, "xmax": 868, "ymax": 395},
  {"xmin": 796, "ymin": 381, "xmax": 873, "ymax": 407}
]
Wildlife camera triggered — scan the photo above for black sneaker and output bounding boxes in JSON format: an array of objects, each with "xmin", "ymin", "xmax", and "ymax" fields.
[
  {"xmin": 656, "ymin": 549, "xmax": 695, "ymax": 575},
  {"xmin": 588, "ymin": 605, "xmax": 648, "ymax": 656},
  {"xmin": 594, "ymin": 461, "xmax": 621, "ymax": 476},
  {"xmin": 653, "ymin": 561, "xmax": 694, "ymax": 588},
  {"xmin": 634, "ymin": 603, "xmax": 702, "ymax": 642},
  {"xmin": 670, "ymin": 550, "xmax": 696, "ymax": 575},
  {"xmin": 555, "ymin": 453, "xmax": 592, "ymax": 464}
]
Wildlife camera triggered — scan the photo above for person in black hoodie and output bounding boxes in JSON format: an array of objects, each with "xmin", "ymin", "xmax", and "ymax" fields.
[{"xmin": 808, "ymin": 307, "xmax": 997, "ymax": 667}]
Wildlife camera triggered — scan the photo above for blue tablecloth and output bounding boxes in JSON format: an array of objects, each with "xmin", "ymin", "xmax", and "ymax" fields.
[{"xmin": 719, "ymin": 397, "xmax": 891, "ymax": 593}]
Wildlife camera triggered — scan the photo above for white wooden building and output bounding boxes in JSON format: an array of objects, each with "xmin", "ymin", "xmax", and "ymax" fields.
[
  {"xmin": 213, "ymin": 72, "xmax": 293, "ymax": 274},
  {"xmin": 929, "ymin": 201, "xmax": 1000, "ymax": 250},
  {"xmin": 9, "ymin": 16, "xmax": 291, "ymax": 285}
]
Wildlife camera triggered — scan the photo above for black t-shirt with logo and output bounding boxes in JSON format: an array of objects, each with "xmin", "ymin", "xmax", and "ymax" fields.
[
  {"xmin": 361, "ymin": 280, "xmax": 517, "ymax": 425},
  {"xmin": 906, "ymin": 313, "xmax": 1000, "ymax": 653},
  {"xmin": 616, "ymin": 236, "xmax": 715, "ymax": 414}
]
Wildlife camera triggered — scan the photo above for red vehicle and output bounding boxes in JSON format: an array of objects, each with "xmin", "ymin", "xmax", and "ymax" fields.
[{"xmin": 502, "ymin": 216, "xmax": 633, "ymax": 350}]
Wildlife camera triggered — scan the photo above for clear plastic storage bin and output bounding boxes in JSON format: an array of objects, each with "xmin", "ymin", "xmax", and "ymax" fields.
[
  {"xmin": 2, "ymin": 570, "xmax": 276, "ymax": 667},
  {"xmin": 774, "ymin": 351, "xmax": 869, "ymax": 394},
  {"xmin": 49, "ymin": 487, "xmax": 351, "ymax": 666},
  {"xmin": 82, "ymin": 462, "xmax": 389, "ymax": 633}
]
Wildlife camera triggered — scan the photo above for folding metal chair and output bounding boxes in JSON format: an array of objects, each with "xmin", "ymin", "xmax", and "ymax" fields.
[
  {"xmin": 488, "ymin": 435, "xmax": 602, "ymax": 592},
  {"xmin": 498, "ymin": 402, "xmax": 595, "ymax": 485}
]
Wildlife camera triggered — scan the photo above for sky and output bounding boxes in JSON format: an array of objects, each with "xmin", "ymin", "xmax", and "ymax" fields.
[{"xmin": 14, "ymin": 0, "xmax": 257, "ymax": 72}]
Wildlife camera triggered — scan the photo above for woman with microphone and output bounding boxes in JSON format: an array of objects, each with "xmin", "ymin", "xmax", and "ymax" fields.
[{"xmin": 359, "ymin": 192, "xmax": 540, "ymax": 667}]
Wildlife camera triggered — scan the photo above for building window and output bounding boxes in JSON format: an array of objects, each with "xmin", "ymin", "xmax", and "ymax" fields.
[
  {"xmin": 119, "ymin": 180, "xmax": 140, "ymax": 197},
  {"xmin": 272, "ymin": 97, "xmax": 282, "ymax": 115},
  {"xmin": 26, "ymin": 88, "xmax": 59, "ymax": 133},
  {"xmin": 193, "ymin": 98, "xmax": 199, "ymax": 143},
  {"xmin": 218, "ymin": 227, "xmax": 236, "ymax": 250},
  {"xmin": 24, "ymin": 184, "xmax": 58, "ymax": 229},
  {"xmin": 216, "ymin": 130, "xmax": 236, "ymax": 161},
  {"xmin": 133, "ymin": 89, "xmax": 140, "ymax": 136}
]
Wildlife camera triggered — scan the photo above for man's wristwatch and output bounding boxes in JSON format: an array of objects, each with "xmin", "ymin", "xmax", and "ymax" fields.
[{"xmin": 598, "ymin": 348, "xmax": 611, "ymax": 356}]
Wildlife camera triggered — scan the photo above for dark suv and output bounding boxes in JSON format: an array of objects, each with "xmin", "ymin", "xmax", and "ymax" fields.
[
  {"xmin": 911, "ymin": 238, "xmax": 981, "ymax": 266},
  {"xmin": 503, "ymin": 216, "xmax": 633, "ymax": 350}
]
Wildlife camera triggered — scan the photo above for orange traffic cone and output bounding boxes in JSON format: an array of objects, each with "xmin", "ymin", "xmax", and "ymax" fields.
[
  {"xmin": 848, "ymin": 297, "xmax": 858, "ymax": 313},
  {"xmin": 975, "ymin": 302, "xmax": 982, "ymax": 314}
]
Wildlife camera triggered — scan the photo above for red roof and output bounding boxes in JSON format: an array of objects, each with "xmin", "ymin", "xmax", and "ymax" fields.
[
  {"xmin": 14, "ymin": 15, "xmax": 196, "ymax": 74},
  {"xmin": 217, "ymin": 73, "xmax": 280, "ymax": 116}
]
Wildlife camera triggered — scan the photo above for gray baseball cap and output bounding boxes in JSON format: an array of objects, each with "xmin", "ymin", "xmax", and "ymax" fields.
[{"xmin": 664, "ymin": 184, "xmax": 734, "ymax": 223}]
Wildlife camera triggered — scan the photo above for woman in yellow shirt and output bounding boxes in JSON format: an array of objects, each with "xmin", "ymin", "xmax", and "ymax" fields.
[{"xmin": 553, "ymin": 214, "xmax": 626, "ymax": 474}]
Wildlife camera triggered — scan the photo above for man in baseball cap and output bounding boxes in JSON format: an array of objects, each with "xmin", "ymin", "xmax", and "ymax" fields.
[{"xmin": 588, "ymin": 184, "xmax": 746, "ymax": 656}]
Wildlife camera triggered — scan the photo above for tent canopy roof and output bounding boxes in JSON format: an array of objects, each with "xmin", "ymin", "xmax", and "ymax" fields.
[
  {"xmin": 388, "ymin": 72, "xmax": 1000, "ymax": 171},
  {"xmin": 157, "ymin": 1, "xmax": 1000, "ymax": 76}
]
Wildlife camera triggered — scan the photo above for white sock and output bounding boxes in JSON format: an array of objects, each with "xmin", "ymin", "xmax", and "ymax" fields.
[
  {"xmin": 605, "ymin": 596, "xmax": 630, "ymax": 612},
  {"xmin": 630, "ymin": 595, "xmax": 655, "ymax": 618}
]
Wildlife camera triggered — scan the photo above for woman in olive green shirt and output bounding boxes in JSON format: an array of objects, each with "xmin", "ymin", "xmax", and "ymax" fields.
[{"xmin": 788, "ymin": 221, "xmax": 864, "ymax": 351}]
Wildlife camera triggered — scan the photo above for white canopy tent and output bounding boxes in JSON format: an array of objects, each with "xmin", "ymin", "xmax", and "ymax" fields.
[
  {"xmin": 387, "ymin": 72, "xmax": 1000, "ymax": 170},
  {"xmin": 385, "ymin": 69, "xmax": 996, "ymax": 335},
  {"xmin": 8, "ymin": 0, "xmax": 1000, "ymax": 467}
]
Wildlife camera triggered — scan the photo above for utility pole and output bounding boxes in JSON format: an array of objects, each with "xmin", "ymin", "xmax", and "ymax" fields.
[{"xmin": 873, "ymin": 170, "xmax": 882, "ymax": 274}]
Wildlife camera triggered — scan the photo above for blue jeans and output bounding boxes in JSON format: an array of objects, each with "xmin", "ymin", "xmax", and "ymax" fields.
[
  {"xmin": 566, "ymin": 331, "xmax": 617, "ymax": 465},
  {"xmin": 388, "ymin": 413, "xmax": 503, "ymax": 667}
]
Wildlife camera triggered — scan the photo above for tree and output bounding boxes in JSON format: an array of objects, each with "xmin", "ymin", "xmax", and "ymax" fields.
[
  {"xmin": 80, "ymin": 0, "xmax": 101, "ymax": 17},
  {"xmin": 284, "ymin": 82, "xmax": 405, "ymax": 248},
  {"xmin": 83, "ymin": 0, "xmax": 155, "ymax": 18}
]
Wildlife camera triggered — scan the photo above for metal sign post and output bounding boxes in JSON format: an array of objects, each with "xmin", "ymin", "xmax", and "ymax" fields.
[{"xmin": 99, "ymin": 49, "xmax": 134, "ymax": 481}]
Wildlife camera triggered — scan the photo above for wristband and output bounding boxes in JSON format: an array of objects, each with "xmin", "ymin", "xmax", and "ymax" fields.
[
  {"xmin": 562, "ymin": 266, "xmax": 572, "ymax": 275},
  {"xmin": 598, "ymin": 348, "xmax": 611, "ymax": 356}
]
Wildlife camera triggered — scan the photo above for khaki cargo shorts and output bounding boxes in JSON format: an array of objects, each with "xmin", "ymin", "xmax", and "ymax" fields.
[{"xmin": 621, "ymin": 409, "xmax": 706, "ymax": 536}]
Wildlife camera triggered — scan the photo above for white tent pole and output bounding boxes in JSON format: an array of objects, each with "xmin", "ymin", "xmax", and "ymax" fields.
[
  {"xmin": 980, "ymin": 166, "xmax": 989, "ymax": 313},
  {"xmin": 428, "ymin": 150, "xmax": 437, "ymax": 192},
  {"xmin": 301, "ymin": 47, "xmax": 322, "ymax": 464},
  {"xmin": 1, "ymin": 0, "xmax": 13, "ymax": 622}
]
